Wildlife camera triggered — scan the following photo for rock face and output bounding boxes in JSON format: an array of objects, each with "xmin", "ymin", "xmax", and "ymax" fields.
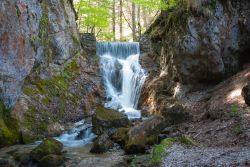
[
  {"xmin": 0, "ymin": 0, "xmax": 103, "ymax": 146},
  {"xmin": 145, "ymin": 0, "xmax": 250, "ymax": 84},
  {"xmin": 0, "ymin": 0, "xmax": 80, "ymax": 108},
  {"xmin": 139, "ymin": 0, "xmax": 250, "ymax": 115}
]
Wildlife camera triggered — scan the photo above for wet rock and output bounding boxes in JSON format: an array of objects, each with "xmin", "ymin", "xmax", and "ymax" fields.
[
  {"xmin": 92, "ymin": 106, "xmax": 130, "ymax": 135},
  {"xmin": 125, "ymin": 116, "xmax": 166, "ymax": 154},
  {"xmin": 30, "ymin": 138, "xmax": 63, "ymax": 161},
  {"xmin": 38, "ymin": 154, "xmax": 64, "ymax": 167},
  {"xmin": 90, "ymin": 133, "xmax": 114, "ymax": 153},
  {"xmin": 242, "ymin": 84, "xmax": 250, "ymax": 106}
]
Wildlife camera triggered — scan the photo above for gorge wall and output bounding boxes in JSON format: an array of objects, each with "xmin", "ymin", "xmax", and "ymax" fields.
[
  {"xmin": 140, "ymin": 0, "xmax": 250, "ymax": 113},
  {"xmin": 0, "ymin": 0, "xmax": 103, "ymax": 146}
]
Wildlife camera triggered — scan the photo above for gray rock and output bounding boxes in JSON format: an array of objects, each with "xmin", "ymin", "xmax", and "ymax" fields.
[
  {"xmin": 0, "ymin": 0, "xmax": 80, "ymax": 108},
  {"xmin": 81, "ymin": 33, "xmax": 97, "ymax": 56},
  {"xmin": 90, "ymin": 133, "xmax": 114, "ymax": 153}
]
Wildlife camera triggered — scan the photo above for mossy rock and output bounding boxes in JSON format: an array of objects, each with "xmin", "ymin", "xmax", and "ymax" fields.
[
  {"xmin": 125, "ymin": 131, "xmax": 146, "ymax": 154},
  {"xmin": 38, "ymin": 154, "xmax": 64, "ymax": 167},
  {"xmin": 92, "ymin": 106, "xmax": 130, "ymax": 135},
  {"xmin": 111, "ymin": 128, "xmax": 129, "ymax": 147},
  {"xmin": 30, "ymin": 138, "xmax": 63, "ymax": 161},
  {"xmin": 0, "ymin": 101, "xmax": 20, "ymax": 147}
]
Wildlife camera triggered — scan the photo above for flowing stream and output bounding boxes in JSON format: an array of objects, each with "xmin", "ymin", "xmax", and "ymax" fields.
[{"xmin": 97, "ymin": 42, "xmax": 147, "ymax": 119}]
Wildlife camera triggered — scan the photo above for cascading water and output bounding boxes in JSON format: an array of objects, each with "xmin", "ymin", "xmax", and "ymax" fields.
[
  {"xmin": 97, "ymin": 42, "xmax": 147, "ymax": 119},
  {"xmin": 55, "ymin": 120, "xmax": 96, "ymax": 147}
]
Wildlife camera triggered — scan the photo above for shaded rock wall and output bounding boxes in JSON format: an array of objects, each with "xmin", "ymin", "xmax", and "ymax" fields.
[
  {"xmin": 145, "ymin": 0, "xmax": 250, "ymax": 84},
  {"xmin": 139, "ymin": 0, "xmax": 250, "ymax": 116}
]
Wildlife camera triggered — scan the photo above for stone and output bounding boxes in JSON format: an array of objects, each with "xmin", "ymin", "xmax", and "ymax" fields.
[
  {"xmin": 90, "ymin": 133, "xmax": 114, "ymax": 153},
  {"xmin": 242, "ymin": 84, "xmax": 250, "ymax": 106},
  {"xmin": 125, "ymin": 116, "xmax": 166, "ymax": 154},
  {"xmin": 81, "ymin": 33, "xmax": 97, "ymax": 56},
  {"xmin": 92, "ymin": 106, "xmax": 130, "ymax": 135},
  {"xmin": 111, "ymin": 128, "xmax": 129, "ymax": 147},
  {"xmin": 38, "ymin": 154, "xmax": 64, "ymax": 167},
  {"xmin": 30, "ymin": 138, "xmax": 63, "ymax": 161}
]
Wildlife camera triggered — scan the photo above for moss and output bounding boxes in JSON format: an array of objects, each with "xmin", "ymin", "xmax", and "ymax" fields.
[
  {"xmin": 112, "ymin": 128, "xmax": 129, "ymax": 146},
  {"xmin": 15, "ymin": 5, "xmax": 21, "ymax": 18},
  {"xmin": 39, "ymin": 0, "xmax": 53, "ymax": 64},
  {"xmin": 149, "ymin": 138, "xmax": 175, "ymax": 164},
  {"xmin": 71, "ymin": 34, "xmax": 81, "ymax": 48},
  {"xmin": 130, "ymin": 136, "xmax": 199, "ymax": 166},
  {"xmin": 231, "ymin": 123, "xmax": 245, "ymax": 135},
  {"xmin": 146, "ymin": 135, "xmax": 159, "ymax": 145},
  {"xmin": 30, "ymin": 138, "xmax": 63, "ymax": 161},
  {"xmin": 0, "ymin": 101, "xmax": 20, "ymax": 146},
  {"xmin": 178, "ymin": 135, "xmax": 198, "ymax": 146},
  {"xmin": 95, "ymin": 106, "xmax": 125, "ymax": 121}
]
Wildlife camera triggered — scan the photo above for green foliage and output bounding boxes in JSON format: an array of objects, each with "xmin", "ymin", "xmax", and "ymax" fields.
[
  {"xmin": 75, "ymin": 0, "xmax": 111, "ymax": 31},
  {"xmin": 132, "ymin": 0, "xmax": 177, "ymax": 10}
]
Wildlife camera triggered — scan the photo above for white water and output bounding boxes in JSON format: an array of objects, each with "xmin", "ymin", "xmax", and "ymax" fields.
[
  {"xmin": 55, "ymin": 120, "xmax": 96, "ymax": 147},
  {"xmin": 97, "ymin": 42, "xmax": 147, "ymax": 119}
]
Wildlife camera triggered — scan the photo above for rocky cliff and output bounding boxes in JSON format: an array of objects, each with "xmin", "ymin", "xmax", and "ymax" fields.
[
  {"xmin": 139, "ymin": 0, "xmax": 250, "ymax": 148},
  {"xmin": 0, "ymin": 0, "xmax": 103, "ymax": 146},
  {"xmin": 140, "ymin": 0, "xmax": 250, "ymax": 113}
]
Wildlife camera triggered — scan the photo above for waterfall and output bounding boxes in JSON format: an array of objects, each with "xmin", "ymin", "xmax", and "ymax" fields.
[{"xmin": 97, "ymin": 42, "xmax": 147, "ymax": 119}]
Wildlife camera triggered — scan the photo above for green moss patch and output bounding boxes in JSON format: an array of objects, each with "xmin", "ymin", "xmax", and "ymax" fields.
[
  {"xmin": 130, "ymin": 135, "xmax": 198, "ymax": 166},
  {"xmin": 30, "ymin": 138, "xmax": 63, "ymax": 161},
  {"xmin": 0, "ymin": 101, "xmax": 20, "ymax": 146},
  {"xmin": 95, "ymin": 106, "xmax": 125, "ymax": 121}
]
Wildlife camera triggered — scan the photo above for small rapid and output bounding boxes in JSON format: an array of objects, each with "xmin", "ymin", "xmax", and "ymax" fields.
[
  {"xmin": 55, "ymin": 120, "xmax": 96, "ymax": 147},
  {"xmin": 97, "ymin": 42, "xmax": 147, "ymax": 119}
]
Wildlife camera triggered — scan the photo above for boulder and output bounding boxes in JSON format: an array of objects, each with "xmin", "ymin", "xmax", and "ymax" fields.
[
  {"xmin": 38, "ymin": 154, "xmax": 64, "ymax": 167},
  {"xmin": 111, "ymin": 128, "xmax": 129, "ymax": 147},
  {"xmin": 30, "ymin": 138, "xmax": 63, "ymax": 161},
  {"xmin": 242, "ymin": 84, "xmax": 250, "ymax": 106},
  {"xmin": 92, "ymin": 106, "xmax": 130, "ymax": 135},
  {"xmin": 125, "ymin": 116, "xmax": 166, "ymax": 154},
  {"xmin": 90, "ymin": 133, "xmax": 114, "ymax": 153}
]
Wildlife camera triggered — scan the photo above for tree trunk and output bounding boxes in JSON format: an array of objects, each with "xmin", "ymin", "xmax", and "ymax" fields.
[
  {"xmin": 119, "ymin": 0, "xmax": 123, "ymax": 41},
  {"xmin": 112, "ymin": 0, "xmax": 116, "ymax": 41},
  {"xmin": 142, "ymin": 8, "xmax": 148, "ymax": 29},
  {"xmin": 132, "ymin": 2, "xmax": 136, "ymax": 41},
  {"xmin": 137, "ymin": 5, "xmax": 141, "ymax": 39}
]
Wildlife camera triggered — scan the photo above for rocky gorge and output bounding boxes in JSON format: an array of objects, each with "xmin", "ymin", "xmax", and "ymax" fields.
[{"xmin": 0, "ymin": 0, "xmax": 250, "ymax": 167}]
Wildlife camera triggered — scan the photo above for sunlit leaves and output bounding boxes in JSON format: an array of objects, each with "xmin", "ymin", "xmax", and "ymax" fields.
[{"xmin": 131, "ymin": 0, "xmax": 176, "ymax": 10}]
